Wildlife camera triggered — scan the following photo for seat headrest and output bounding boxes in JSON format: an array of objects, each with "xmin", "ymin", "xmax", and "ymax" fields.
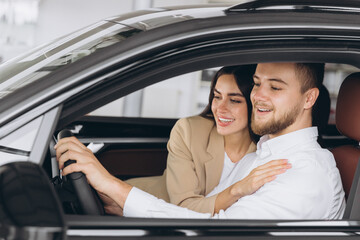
[
  {"xmin": 335, "ymin": 72, "xmax": 360, "ymax": 142},
  {"xmin": 313, "ymin": 84, "xmax": 331, "ymax": 132}
]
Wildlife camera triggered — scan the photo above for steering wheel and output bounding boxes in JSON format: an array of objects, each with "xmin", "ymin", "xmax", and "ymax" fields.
[{"xmin": 57, "ymin": 129, "xmax": 105, "ymax": 215}]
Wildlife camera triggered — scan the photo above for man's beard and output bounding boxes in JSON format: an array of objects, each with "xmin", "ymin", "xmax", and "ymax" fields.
[{"xmin": 251, "ymin": 103, "xmax": 301, "ymax": 136}]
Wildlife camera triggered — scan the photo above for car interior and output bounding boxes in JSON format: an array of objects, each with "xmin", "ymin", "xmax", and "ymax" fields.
[{"xmin": 42, "ymin": 63, "xmax": 360, "ymax": 220}]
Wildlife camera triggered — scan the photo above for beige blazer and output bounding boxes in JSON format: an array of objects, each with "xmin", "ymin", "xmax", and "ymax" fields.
[{"xmin": 126, "ymin": 116, "xmax": 256, "ymax": 214}]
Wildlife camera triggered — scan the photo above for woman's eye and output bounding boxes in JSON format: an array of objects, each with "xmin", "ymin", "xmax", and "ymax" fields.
[
  {"xmin": 213, "ymin": 95, "xmax": 220, "ymax": 99},
  {"xmin": 230, "ymin": 99, "xmax": 241, "ymax": 103},
  {"xmin": 253, "ymin": 82, "xmax": 260, "ymax": 87},
  {"xmin": 271, "ymin": 86, "xmax": 281, "ymax": 91}
]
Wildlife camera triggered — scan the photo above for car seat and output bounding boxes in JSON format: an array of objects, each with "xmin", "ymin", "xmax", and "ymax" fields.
[{"xmin": 331, "ymin": 72, "xmax": 360, "ymax": 200}]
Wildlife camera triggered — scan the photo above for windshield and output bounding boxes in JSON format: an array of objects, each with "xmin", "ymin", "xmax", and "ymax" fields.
[{"xmin": 0, "ymin": 21, "xmax": 141, "ymax": 99}]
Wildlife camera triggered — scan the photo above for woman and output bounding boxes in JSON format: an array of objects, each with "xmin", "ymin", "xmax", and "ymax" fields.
[{"xmin": 126, "ymin": 65, "xmax": 290, "ymax": 214}]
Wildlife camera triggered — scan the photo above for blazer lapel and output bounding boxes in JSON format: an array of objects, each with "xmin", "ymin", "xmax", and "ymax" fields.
[{"xmin": 204, "ymin": 125, "xmax": 224, "ymax": 195}]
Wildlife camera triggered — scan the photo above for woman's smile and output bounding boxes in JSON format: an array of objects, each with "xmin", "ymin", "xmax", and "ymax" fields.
[{"xmin": 217, "ymin": 116, "xmax": 235, "ymax": 127}]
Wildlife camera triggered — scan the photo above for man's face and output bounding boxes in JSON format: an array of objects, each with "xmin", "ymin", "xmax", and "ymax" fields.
[{"xmin": 251, "ymin": 63, "xmax": 306, "ymax": 138}]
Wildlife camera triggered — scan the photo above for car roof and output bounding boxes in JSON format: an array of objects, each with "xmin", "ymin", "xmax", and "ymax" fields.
[
  {"xmin": 227, "ymin": 0, "xmax": 360, "ymax": 12},
  {"xmin": 106, "ymin": 0, "xmax": 360, "ymax": 32},
  {"xmin": 106, "ymin": 5, "xmax": 229, "ymax": 31}
]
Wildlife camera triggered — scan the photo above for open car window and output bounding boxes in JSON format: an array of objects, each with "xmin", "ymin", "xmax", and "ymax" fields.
[
  {"xmin": 88, "ymin": 64, "xmax": 357, "ymax": 124},
  {"xmin": 89, "ymin": 70, "xmax": 209, "ymax": 119}
]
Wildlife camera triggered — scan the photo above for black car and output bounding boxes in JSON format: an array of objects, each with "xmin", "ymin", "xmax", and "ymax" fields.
[{"xmin": 1, "ymin": 1, "xmax": 360, "ymax": 239}]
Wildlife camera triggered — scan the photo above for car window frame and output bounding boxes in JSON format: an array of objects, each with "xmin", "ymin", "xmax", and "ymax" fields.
[
  {"xmin": 56, "ymin": 44, "xmax": 360, "ymax": 230},
  {"xmin": 56, "ymin": 45, "xmax": 360, "ymax": 235}
]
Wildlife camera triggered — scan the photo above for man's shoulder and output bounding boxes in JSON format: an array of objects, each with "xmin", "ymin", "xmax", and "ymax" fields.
[
  {"xmin": 288, "ymin": 147, "xmax": 336, "ymax": 172},
  {"xmin": 269, "ymin": 148, "xmax": 337, "ymax": 189},
  {"xmin": 291, "ymin": 146, "xmax": 334, "ymax": 161}
]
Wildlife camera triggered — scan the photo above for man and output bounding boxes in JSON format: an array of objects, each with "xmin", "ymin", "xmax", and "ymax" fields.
[{"xmin": 56, "ymin": 62, "xmax": 345, "ymax": 219}]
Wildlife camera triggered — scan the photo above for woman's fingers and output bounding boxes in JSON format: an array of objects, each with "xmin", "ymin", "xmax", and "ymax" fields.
[
  {"xmin": 255, "ymin": 159, "xmax": 289, "ymax": 170},
  {"xmin": 250, "ymin": 160, "xmax": 291, "ymax": 177},
  {"xmin": 253, "ymin": 168, "xmax": 286, "ymax": 185},
  {"xmin": 232, "ymin": 160, "xmax": 292, "ymax": 197},
  {"xmin": 250, "ymin": 163, "xmax": 293, "ymax": 190},
  {"xmin": 251, "ymin": 162, "xmax": 291, "ymax": 181},
  {"xmin": 259, "ymin": 175, "xmax": 277, "ymax": 186}
]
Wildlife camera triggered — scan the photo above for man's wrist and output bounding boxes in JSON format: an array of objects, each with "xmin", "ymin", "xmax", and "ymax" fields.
[{"xmin": 108, "ymin": 177, "xmax": 133, "ymax": 208}]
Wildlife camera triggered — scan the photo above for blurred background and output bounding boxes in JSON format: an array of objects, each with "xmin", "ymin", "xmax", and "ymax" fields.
[{"xmin": 0, "ymin": 0, "xmax": 240, "ymax": 63}]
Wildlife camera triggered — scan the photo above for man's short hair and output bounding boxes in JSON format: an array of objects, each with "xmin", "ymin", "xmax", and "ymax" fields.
[{"xmin": 294, "ymin": 63, "xmax": 325, "ymax": 93}]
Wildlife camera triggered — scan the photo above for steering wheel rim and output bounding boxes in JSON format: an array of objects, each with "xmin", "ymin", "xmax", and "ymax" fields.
[{"xmin": 57, "ymin": 129, "xmax": 105, "ymax": 215}]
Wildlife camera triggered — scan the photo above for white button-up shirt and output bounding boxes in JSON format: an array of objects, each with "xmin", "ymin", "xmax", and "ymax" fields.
[{"xmin": 124, "ymin": 127, "xmax": 346, "ymax": 219}]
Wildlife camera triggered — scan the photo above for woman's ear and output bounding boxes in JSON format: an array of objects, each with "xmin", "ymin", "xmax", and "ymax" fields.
[{"xmin": 304, "ymin": 87, "xmax": 320, "ymax": 110}]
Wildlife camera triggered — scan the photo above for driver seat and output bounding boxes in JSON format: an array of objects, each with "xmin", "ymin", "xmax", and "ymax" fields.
[{"xmin": 331, "ymin": 72, "xmax": 360, "ymax": 200}]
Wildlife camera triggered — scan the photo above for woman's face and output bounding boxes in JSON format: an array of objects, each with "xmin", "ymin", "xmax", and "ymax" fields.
[{"xmin": 211, "ymin": 74, "xmax": 249, "ymax": 137}]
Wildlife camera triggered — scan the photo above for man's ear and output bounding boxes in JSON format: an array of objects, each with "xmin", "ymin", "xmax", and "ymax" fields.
[{"xmin": 304, "ymin": 87, "xmax": 319, "ymax": 110}]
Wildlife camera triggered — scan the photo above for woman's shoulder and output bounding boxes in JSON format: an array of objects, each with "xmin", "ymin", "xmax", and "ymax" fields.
[
  {"xmin": 176, "ymin": 115, "xmax": 214, "ymax": 130},
  {"xmin": 172, "ymin": 116, "xmax": 220, "ymax": 156}
]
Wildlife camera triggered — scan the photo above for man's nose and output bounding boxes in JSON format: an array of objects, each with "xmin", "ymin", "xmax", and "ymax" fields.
[{"xmin": 251, "ymin": 85, "xmax": 267, "ymax": 102}]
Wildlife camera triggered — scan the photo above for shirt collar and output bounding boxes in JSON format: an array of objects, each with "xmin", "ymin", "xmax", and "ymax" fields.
[{"xmin": 256, "ymin": 127, "xmax": 319, "ymax": 158}]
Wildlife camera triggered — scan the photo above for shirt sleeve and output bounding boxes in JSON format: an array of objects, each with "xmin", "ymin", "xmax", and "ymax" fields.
[
  {"xmin": 124, "ymin": 158, "xmax": 334, "ymax": 219},
  {"xmin": 124, "ymin": 187, "xmax": 212, "ymax": 219},
  {"xmin": 166, "ymin": 118, "xmax": 218, "ymax": 214}
]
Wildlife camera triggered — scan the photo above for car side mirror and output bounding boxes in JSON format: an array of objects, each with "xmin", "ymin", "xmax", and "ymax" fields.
[{"xmin": 0, "ymin": 161, "xmax": 65, "ymax": 239}]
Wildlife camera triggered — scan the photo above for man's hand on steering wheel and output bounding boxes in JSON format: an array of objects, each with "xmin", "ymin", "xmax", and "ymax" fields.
[{"xmin": 55, "ymin": 135, "xmax": 116, "ymax": 214}]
